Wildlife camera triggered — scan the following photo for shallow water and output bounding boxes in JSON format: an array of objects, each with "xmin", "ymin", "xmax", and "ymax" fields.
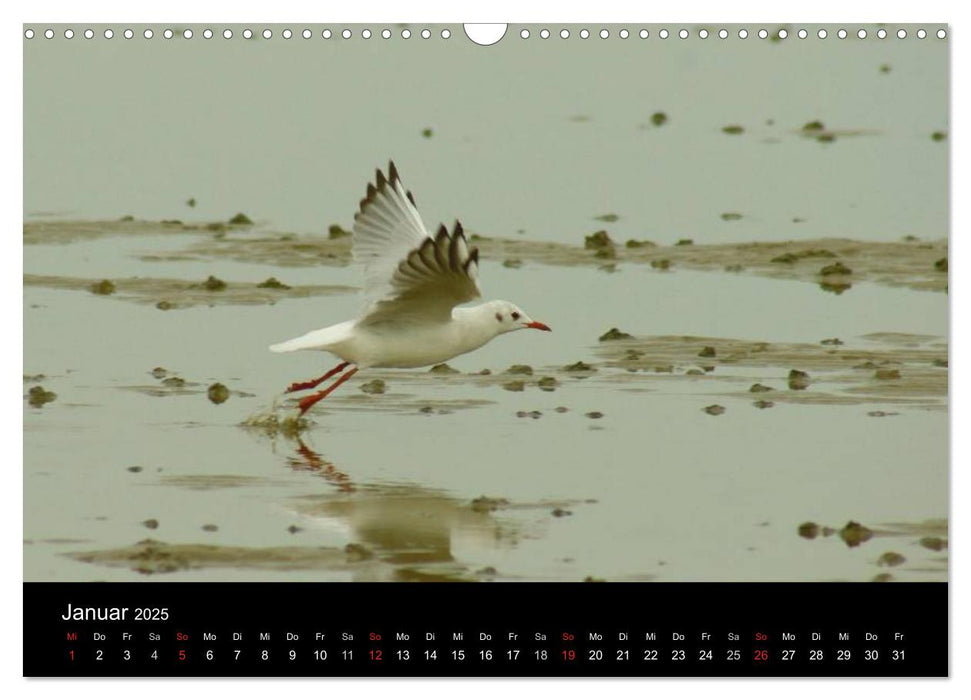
[
  {"xmin": 24, "ymin": 26, "xmax": 948, "ymax": 582},
  {"xmin": 25, "ymin": 24, "xmax": 947, "ymax": 247},
  {"xmin": 24, "ymin": 229, "xmax": 947, "ymax": 582}
]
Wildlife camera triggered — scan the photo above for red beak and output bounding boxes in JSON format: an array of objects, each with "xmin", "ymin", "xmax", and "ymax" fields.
[{"xmin": 526, "ymin": 321, "xmax": 552, "ymax": 332}]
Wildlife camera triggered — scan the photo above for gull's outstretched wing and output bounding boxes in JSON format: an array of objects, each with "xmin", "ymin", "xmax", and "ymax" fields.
[{"xmin": 352, "ymin": 162, "xmax": 481, "ymax": 326}]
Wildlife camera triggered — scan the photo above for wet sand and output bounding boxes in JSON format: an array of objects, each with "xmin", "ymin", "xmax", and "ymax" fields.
[{"xmin": 25, "ymin": 219, "xmax": 947, "ymax": 295}]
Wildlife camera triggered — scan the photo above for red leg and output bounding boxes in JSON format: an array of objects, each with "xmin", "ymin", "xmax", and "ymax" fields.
[
  {"xmin": 285, "ymin": 361, "xmax": 349, "ymax": 394},
  {"xmin": 297, "ymin": 366, "xmax": 359, "ymax": 415}
]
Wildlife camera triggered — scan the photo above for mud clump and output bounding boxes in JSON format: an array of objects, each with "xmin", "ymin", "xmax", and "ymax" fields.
[
  {"xmin": 584, "ymin": 230, "xmax": 613, "ymax": 250},
  {"xmin": 802, "ymin": 120, "xmax": 825, "ymax": 132},
  {"xmin": 839, "ymin": 521, "xmax": 873, "ymax": 548},
  {"xmin": 720, "ymin": 212, "xmax": 743, "ymax": 221},
  {"xmin": 142, "ymin": 519, "xmax": 160, "ymax": 530},
  {"xmin": 919, "ymin": 536, "xmax": 947, "ymax": 552},
  {"xmin": 819, "ymin": 280, "xmax": 852, "ymax": 295},
  {"xmin": 256, "ymin": 277, "xmax": 291, "ymax": 289},
  {"xmin": 749, "ymin": 383, "xmax": 774, "ymax": 393},
  {"xmin": 127, "ymin": 466, "xmax": 144, "ymax": 473},
  {"xmin": 359, "ymin": 379, "xmax": 386, "ymax": 395},
  {"xmin": 90, "ymin": 279, "xmax": 116, "ymax": 295},
  {"xmin": 516, "ymin": 410, "xmax": 542, "ymax": 419},
  {"xmin": 202, "ymin": 275, "xmax": 227, "ymax": 291},
  {"xmin": 685, "ymin": 369, "xmax": 704, "ymax": 376},
  {"xmin": 877, "ymin": 552, "xmax": 906, "ymax": 567},
  {"xmin": 207, "ymin": 382, "xmax": 230, "ymax": 404},
  {"xmin": 156, "ymin": 301, "xmax": 174, "ymax": 310},
  {"xmin": 722, "ymin": 125, "xmax": 745, "ymax": 135},
  {"xmin": 27, "ymin": 386, "xmax": 57, "ymax": 408},
  {"xmin": 151, "ymin": 367, "xmax": 168, "ymax": 379},
  {"xmin": 505, "ymin": 364, "xmax": 534, "ymax": 376},
  {"xmin": 471, "ymin": 496, "xmax": 510, "ymax": 514},
  {"xmin": 555, "ymin": 406, "xmax": 569, "ymax": 413},
  {"xmin": 201, "ymin": 524, "xmax": 219, "ymax": 532},
  {"xmin": 162, "ymin": 377, "xmax": 186, "ymax": 387},
  {"xmin": 594, "ymin": 213, "xmax": 619, "ymax": 223},
  {"xmin": 421, "ymin": 127, "xmax": 433, "ymax": 138},
  {"xmin": 228, "ymin": 213, "xmax": 253, "ymax": 226},
  {"xmin": 502, "ymin": 258, "xmax": 523, "ymax": 269},
  {"xmin": 820, "ymin": 337, "xmax": 844, "ymax": 346},
  {"xmin": 625, "ymin": 239, "xmax": 656, "ymax": 249},
  {"xmin": 552, "ymin": 508, "xmax": 573, "ymax": 517},
  {"xmin": 798, "ymin": 522, "xmax": 820, "ymax": 539},
  {"xmin": 819, "ymin": 262, "xmax": 853, "ymax": 276},
  {"xmin": 867, "ymin": 411, "xmax": 899, "ymax": 418},
  {"xmin": 931, "ymin": 131, "xmax": 947, "ymax": 142},
  {"xmin": 564, "ymin": 361, "xmax": 596, "ymax": 373},
  {"xmin": 874, "ymin": 369, "xmax": 901, "ymax": 380},
  {"xmin": 599, "ymin": 328, "xmax": 633, "ymax": 342},
  {"xmin": 419, "ymin": 406, "xmax": 452, "ymax": 415},
  {"xmin": 703, "ymin": 404, "xmax": 725, "ymax": 416},
  {"xmin": 934, "ymin": 257, "xmax": 947, "ymax": 272},
  {"xmin": 426, "ymin": 363, "xmax": 458, "ymax": 375},
  {"xmin": 650, "ymin": 111, "xmax": 667, "ymax": 126},
  {"xmin": 537, "ymin": 376, "xmax": 558, "ymax": 392},
  {"xmin": 698, "ymin": 346, "xmax": 717, "ymax": 358},
  {"xmin": 585, "ymin": 411, "xmax": 604, "ymax": 419},
  {"xmin": 651, "ymin": 259, "xmax": 671, "ymax": 270},
  {"xmin": 675, "ymin": 238, "xmax": 694, "ymax": 246},
  {"xmin": 327, "ymin": 224, "xmax": 351, "ymax": 239},
  {"xmin": 771, "ymin": 249, "xmax": 837, "ymax": 264},
  {"xmin": 502, "ymin": 381, "xmax": 525, "ymax": 392},
  {"xmin": 788, "ymin": 369, "xmax": 811, "ymax": 390},
  {"xmin": 932, "ymin": 359, "xmax": 948, "ymax": 368},
  {"xmin": 753, "ymin": 400, "xmax": 775, "ymax": 409}
]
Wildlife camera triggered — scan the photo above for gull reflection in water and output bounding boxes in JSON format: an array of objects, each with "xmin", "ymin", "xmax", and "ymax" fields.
[{"xmin": 285, "ymin": 439, "xmax": 519, "ymax": 581}]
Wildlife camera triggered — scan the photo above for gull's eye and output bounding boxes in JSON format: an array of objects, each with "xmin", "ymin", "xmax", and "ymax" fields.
[{"xmin": 512, "ymin": 311, "xmax": 520, "ymax": 321}]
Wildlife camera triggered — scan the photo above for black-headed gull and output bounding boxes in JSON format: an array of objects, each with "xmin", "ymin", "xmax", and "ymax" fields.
[{"xmin": 271, "ymin": 162, "xmax": 551, "ymax": 415}]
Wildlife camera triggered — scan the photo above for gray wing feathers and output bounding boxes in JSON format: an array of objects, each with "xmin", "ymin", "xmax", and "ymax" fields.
[
  {"xmin": 352, "ymin": 162, "xmax": 430, "ymax": 297},
  {"xmin": 394, "ymin": 222, "xmax": 480, "ymax": 300},
  {"xmin": 352, "ymin": 162, "xmax": 482, "ymax": 325}
]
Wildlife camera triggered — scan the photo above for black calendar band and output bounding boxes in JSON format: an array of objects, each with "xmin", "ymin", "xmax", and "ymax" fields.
[{"xmin": 24, "ymin": 582, "xmax": 947, "ymax": 677}]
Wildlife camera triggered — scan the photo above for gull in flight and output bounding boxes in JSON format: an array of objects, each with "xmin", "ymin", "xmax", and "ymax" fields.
[{"xmin": 271, "ymin": 161, "xmax": 551, "ymax": 415}]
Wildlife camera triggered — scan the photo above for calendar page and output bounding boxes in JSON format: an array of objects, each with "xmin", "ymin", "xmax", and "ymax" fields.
[{"xmin": 22, "ymin": 21, "xmax": 948, "ymax": 677}]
